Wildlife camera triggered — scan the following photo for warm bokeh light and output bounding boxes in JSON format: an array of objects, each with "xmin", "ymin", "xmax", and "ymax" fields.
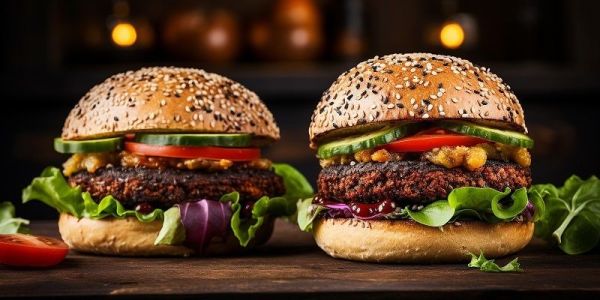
[
  {"xmin": 440, "ymin": 22, "xmax": 465, "ymax": 49},
  {"xmin": 111, "ymin": 22, "xmax": 137, "ymax": 47}
]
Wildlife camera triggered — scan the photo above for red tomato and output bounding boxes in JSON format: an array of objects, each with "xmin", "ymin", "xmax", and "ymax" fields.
[
  {"xmin": 0, "ymin": 234, "xmax": 69, "ymax": 267},
  {"xmin": 124, "ymin": 141, "xmax": 261, "ymax": 160},
  {"xmin": 382, "ymin": 134, "xmax": 488, "ymax": 153}
]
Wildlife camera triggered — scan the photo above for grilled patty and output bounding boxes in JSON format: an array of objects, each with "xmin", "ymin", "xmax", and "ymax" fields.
[
  {"xmin": 69, "ymin": 166, "xmax": 285, "ymax": 209},
  {"xmin": 317, "ymin": 160, "xmax": 531, "ymax": 205}
]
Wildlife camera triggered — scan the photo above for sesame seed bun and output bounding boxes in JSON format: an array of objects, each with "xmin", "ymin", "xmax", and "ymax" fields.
[
  {"xmin": 58, "ymin": 213, "xmax": 274, "ymax": 256},
  {"xmin": 313, "ymin": 217, "xmax": 534, "ymax": 263},
  {"xmin": 62, "ymin": 67, "xmax": 280, "ymax": 143},
  {"xmin": 309, "ymin": 53, "xmax": 527, "ymax": 146}
]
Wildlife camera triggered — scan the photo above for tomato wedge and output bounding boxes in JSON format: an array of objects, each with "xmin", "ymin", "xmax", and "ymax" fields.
[
  {"xmin": 0, "ymin": 234, "xmax": 69, "ymax": 267},
  {"xmin": 124, "ymin": 141, "xmax": 261, "ymax": 160},
  {"xmin": 381, "ymin": 134, "xmax": 488, "ymax": 153}
]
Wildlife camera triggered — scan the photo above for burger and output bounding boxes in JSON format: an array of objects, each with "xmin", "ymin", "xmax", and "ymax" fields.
[
  {"xmin": 23, "ymin": 67, "xmax": 312, "ymax": 256},
  {"xmin": 298, "ymin": 53, "xmax": 542, "ymax": 263}
]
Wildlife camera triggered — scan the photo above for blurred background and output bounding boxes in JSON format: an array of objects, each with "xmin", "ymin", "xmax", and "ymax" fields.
[{"xmin": 2, "ymin": 0, "xmax": 599, "ymax": 219}]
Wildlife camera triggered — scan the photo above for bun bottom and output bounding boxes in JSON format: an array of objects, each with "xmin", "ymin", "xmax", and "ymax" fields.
[
  {"xmin": 313, "ymin": 217, "xmax": 534, "ymax": 263},
  {"xmin": 58, "ymin": 213, "xmax": 274, "ymax": 257}
]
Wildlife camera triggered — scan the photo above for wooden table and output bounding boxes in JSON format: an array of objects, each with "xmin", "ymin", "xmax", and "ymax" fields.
[{"xmin": 1, "ymin": 220, "xmax": 599, "ymax": 299}]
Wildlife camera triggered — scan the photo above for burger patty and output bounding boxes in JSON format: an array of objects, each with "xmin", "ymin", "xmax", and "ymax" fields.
[
  {"xmin": 317, "ymin": 160, "xmax": 531, "ymax": 205},
  {"xmin": 68, "ymin": 166, "xmax": 285, "ymax": 209}
]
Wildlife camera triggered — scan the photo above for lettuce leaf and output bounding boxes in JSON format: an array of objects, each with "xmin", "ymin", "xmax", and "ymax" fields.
[
  {"xmin": 467, "ymin": 251, "xmax": 523, "ymax": 273},
  {"xmin": 297, "ymin": 198, "xmax": 326, "ymax": 232},
  {"xmin": 22, "ymin": 167, "xmax": 85, "ymax": 217},
  {"xmin": 298, "ymin": 187, "xmax": 538, "ymax": 232},
  {"xmin": 223, "ymin": 192, "xmax": 293, "ymax": 246},
  {"xmin": 220, "ymin": 163, "xmax": 312, "ymax": 246},
  {"xmin": 22, "ymin": 167, "xmax": 163, "ymax": 222},
  {"xmin": 449, "ymin": 187, "xmax": 529, "ymax": 222},
  {"xmin": 405, "ymin": 200, "xmax": 454, "ymax": 227},
  {"xmin": 531, "ymin": 175, "xmax": 600, "ymax": 254},
  {"xmin": 0, "ymin": 201, "xmax": 30, "ymax": 234},
  {"xmin": 272, "ymin": 163, "xmax": 314, "ymax": 203},
  {"xmin": 155, "ymin": 207, "xmax": 185, "ymax": 245}
]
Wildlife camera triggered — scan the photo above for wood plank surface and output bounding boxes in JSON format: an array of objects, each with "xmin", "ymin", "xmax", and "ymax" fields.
[{"xmin": 1, "ymin": 220, "xmax": 599, "ymax": 299}]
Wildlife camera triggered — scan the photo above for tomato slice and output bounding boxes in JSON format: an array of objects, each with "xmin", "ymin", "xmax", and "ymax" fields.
[
  {"xmin": 0, "ymin": 234, "xmax": 69, "ymax": 267},
  {"xmin": 381, "ymin": 134, "xmax": 488, "ymax": 153},
  {"xmin": 124, "ymin": 141, "xmax": 261, "ymax": 160}
]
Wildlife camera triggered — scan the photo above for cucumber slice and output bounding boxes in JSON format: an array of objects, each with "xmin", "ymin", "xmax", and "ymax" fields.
[
  {"xmin": 54, "ymin": 137, "xmax": 123, "ymax": 153},
  {"xmin": 134, "ymin": 133, "xmax": 252, "ymax": 147},
  {"xmin": 317, "ymin": 125, "xmax": 416, "ymax": 158},
  {"xmin": 439, "ymin": 121, "xmax": 534, "ymax": 148}
]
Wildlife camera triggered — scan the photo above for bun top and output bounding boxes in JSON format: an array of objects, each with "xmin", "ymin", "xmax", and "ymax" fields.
[
  {"xmin": 309, "ymin": 53, "xmax": 527, "ymax": 145},
  {"xmin": 62, "ymin": 67, "xmax": 280, "ymax": 142}
]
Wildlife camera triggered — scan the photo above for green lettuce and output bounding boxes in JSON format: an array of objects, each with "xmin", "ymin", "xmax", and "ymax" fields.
[
  {"xmin": 297, "ymin": 197, "xmax": 325, "ymax": 232},
  {"xmin": 272, "ymin": 163, "xmax": 314, "ymax": 203},
  {"xmin": 298, "ymin": 186, "xmax": 539, "ymax": 232},
  {"xmin": 405, "ymin": 200, "xmax": 454, "ymax": 227},
  {"xmin": 225, "ymin": 163, "xmax": 313, "ymax": 246},
  {"xmin": 449, "ymin": 187, "xmax": 530, "ymax": 223},
  {"xmin": 468, "ymin": 251, "xmax": 523, "ymax": 273},
  {"xmin": 22, "ymin": 167, "xmax": 164, "ymax": 222},
  {"xmin": 531, "ymin": 175, "xmax": 600, "ymax": 254},
  {"xmin": 224, "ymin": 192, "xmax": 298, "ymax": 246},
  {"xmin": 0, "ymin": 201, "xmax": 30, "ymax": 234},
  {"xmin": 155, "ymin": 207, "xmax": 185, "ymax": 245}
]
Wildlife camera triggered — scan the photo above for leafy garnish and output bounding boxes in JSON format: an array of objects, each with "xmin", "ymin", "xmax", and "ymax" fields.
[
  {"xmin": 297, "ymin": 198, "xmax": 326, "ymax": 232},
  {"xmin": 22, "ymin": 167, "xmax": 163, "ymax": 222},
  {"xmin": 531, "ymin": 175, "xmax": 600, "ymax": 254},
  {"xmin": 405, "ymin": 200, "xmax": 454, "ymax": 227},
  {"xmin": 155, "ymin": 207, "xmax": 185, "ymax": 245},
  {"xmin": 224, "ymin": 192, "xmax": 294, "ymax": 246},
  {"xmin": 468, "ymin": 251, "xmax": 523, "ymax": 273},
  {"xmin": 0, "ymin": 201, "xmax": 30, "ymax": 234},
  {"xmin": 449, "ymin": 187, "xmax": 529, "ymax": 222},
  {"xmin": 272, "ymin": 163, "xmax": 314, "ymax": 204}
]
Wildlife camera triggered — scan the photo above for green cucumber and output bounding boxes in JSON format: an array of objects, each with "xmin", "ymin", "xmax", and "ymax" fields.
[
  {"xmin": 439, "ymin": 121, "xmax": 534, "ymax": 148},
  {"xmin": 54, "ymin": 137, "xmax": 123, "ymax": 153},
  {"xmin": 317, "ymin": 125, "xmax": 416, "ymax": 158},
  {"xmin": 134, "ymin": 133, "xmax": 252, "ymax": 147}
]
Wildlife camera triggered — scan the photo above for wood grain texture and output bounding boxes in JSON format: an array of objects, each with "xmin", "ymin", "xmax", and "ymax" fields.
[{"xmin": 1, "ymin": 220, "xmax": 599, "ymax": 299}]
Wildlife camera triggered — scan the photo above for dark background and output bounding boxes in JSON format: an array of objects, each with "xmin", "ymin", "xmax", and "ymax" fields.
[{"xmin": 2, "ymin": 0, "xmax": 599, "ymax": 219}]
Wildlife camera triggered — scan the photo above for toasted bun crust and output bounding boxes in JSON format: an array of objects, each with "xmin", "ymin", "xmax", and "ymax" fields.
[
  {"xmin": 62, "ymin": 67, "xmax": 280, "ymax": 143},
  {"xmin": 309, "ymin": 53, "xmax": 527, "ymax": 146},
  {"xmin": 58, "ymin": 213, "xmax": 274, "ymax": 257},
  {"xmin": 313, "ymin": 218, "xmax": 533, "ymax": 263}
]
